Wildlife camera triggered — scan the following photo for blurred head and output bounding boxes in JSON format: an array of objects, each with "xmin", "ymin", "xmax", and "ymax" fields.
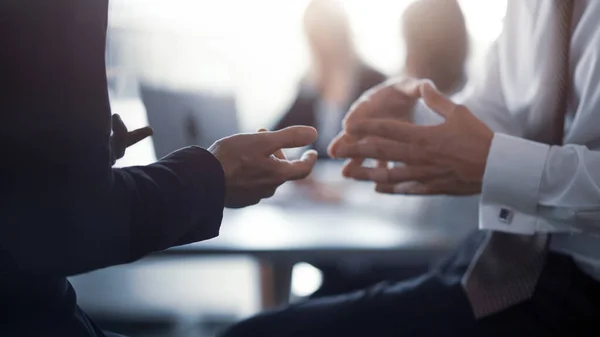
[
  {"xmin": 402, "ymin": 0, "xmax": 468, "ymax": 93},
  {"xmin": 303, "ymin": 0, "xmax": 356, "ymax": 74}
]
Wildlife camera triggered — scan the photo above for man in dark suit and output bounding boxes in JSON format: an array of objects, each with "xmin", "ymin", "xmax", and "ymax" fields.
[{"xmin": 0, "ymin": 1, "xmax": 318, "ymax": 336}]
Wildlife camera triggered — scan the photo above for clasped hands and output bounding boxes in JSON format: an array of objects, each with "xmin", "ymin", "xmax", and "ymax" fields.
[{"xmin": 329, "ymin": 78, "xmax": 494, "ymax": 196}]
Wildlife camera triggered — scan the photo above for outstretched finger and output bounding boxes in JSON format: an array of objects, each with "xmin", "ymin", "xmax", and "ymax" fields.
[{"xmin": 258, "ymin": 126, "xmax": 318, "ymax": 156}]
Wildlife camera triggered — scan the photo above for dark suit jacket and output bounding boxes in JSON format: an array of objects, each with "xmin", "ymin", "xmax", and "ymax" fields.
[
  {"xmin": 274, "ymin": 66, "xmax": 386, "ymax": 157},
  {"xmin": 0, "ymin": 1, "xmax": 225, "ymax": 335}
]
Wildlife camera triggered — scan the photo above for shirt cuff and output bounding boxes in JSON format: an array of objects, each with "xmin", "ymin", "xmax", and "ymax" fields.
[{"xmin": 479, "ymin": 133, "xmax": 550, "ymax": 234}]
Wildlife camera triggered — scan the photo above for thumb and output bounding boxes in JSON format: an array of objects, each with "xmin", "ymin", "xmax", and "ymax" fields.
[
  {"xmin": 389, "ymin": 77, "xmax": 428, "ymax": 98},
  {"xmin": 420, "ymin": 82, "xmax": 456, "ymax": 118},
  {"xmin": 281, "ymin": 149, "xmax": 319, "ymax": 181}
]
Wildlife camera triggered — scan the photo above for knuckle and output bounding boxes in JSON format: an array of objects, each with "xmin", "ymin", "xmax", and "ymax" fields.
[
  {"xmin": 374, "ymin": 146, "xmax": 386, "ymax": 159},
  {"xmin": 415, "ymin": 135, "xmax": 430, "ymax": 148},
  {"xmin": 382, "ymin": 123, "xmax": 395, "ymax": 136}
]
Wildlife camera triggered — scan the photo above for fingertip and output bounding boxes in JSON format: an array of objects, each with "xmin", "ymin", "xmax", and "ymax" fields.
[
  {"xmin": 422, "ymin": 78, "xmax": 437, "ymax": 89},
  {"xmin": 329, "ymin": 133, "xmax": 354, "ymax": 158},
  {"xmin": 389, "ymin": 78, "xmax": 430, "ymax": 98},
  {"xmin": 420, "ymin": 81, "xmax": 454, "ymax": 118},
  {"xmin": 342, "ymin": 165, "xmax": 352, "ymax": 178},
  {"xmin": 298, "ymin": 125, "xmax": 318, "ymax": 136},
  {"xmin": 301, "ymin": 149, "xmax": 319, "ymax": 161},
  {"xmin": 327, "ymin": 144, "xmax": 337, "ymax": 158},
  {"xmin": 341, "ymin": 158, "xmax": 362, "ymax": 177},
  {"xmin": 327, "ymin": 134, "xmax": 343, "ymax": 158},
  {"xmin": 419, "ymin": 81, "xmax": 436, "ymax": 97},
  {"xmin": 291, "ymin": 125, "xmax": 319, "ymax": 144},
  {"xmin": 288, "ymin": 152, "xmax": 318, "ymax": 180}
]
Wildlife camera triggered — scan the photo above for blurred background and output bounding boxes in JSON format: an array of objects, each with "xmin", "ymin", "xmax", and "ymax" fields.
[{"xmin": 71, "ymin": 1, "xmax": 507, "ymax": 336}]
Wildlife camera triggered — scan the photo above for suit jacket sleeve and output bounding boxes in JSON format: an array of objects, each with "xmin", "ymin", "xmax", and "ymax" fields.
[
  {"xmin": 0, "ymin": 143, "xmax": 226, "ymax": 277},
  {"xmin": 0, "ymin": 0, "xmax": 226, "ymax": 277}
]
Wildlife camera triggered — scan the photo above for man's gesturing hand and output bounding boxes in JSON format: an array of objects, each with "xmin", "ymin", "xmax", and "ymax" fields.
[
  {"xmin": 328, "ymin": 77, "xmax": 426, "ymax": 172},
  {"xmin": 332, "ymin": 83, "xmax": 493, "ymax": 195},
  {"xmin": 209, "ymin": 126, "xmax": 319, "ymax": 208}
]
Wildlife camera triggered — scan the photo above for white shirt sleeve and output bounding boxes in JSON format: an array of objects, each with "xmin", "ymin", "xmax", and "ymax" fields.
[
  {"xmin": 413, "ymin": 11, "xmax": 600, "ymax": 237},
  {"xmin": 482, "ymin": 134, "xmax": 600, "ymax": 237}
]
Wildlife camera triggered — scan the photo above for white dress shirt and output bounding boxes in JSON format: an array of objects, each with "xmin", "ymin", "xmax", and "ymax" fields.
[{"xmin": 417, "ymin": 0, "xmax": 600, "ymax": 281}]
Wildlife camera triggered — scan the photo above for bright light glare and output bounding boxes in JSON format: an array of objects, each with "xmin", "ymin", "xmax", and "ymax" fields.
[
  {"xmin": 109, "ymin": 0, "xmax": 508, "ymax": 131},
  {"xmin": 291, "ymin": 262, "xmax": 323, "ymax": 298},
  {"xmin": 459, "ymin": 0, "xmax": 507, "ymax": 41}
]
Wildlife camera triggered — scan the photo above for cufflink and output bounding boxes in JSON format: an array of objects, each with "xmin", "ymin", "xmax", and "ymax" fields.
[{"xmin": 499, "ymin": 208, "xmax": 513, "ymax": 224}]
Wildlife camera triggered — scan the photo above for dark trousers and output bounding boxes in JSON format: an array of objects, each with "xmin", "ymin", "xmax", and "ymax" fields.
[
  {"xmin": 221, "ymin": 232, "xmax": 600, "ymax": 337},
  {"xmin": 310, "ymin": 262, "xmax": 429, "ymax": 299}
]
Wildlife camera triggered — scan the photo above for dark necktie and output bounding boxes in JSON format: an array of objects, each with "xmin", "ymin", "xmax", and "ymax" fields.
[{"xmin": 463, "ymin": 0, "xmax": 574, "ymax": 318}]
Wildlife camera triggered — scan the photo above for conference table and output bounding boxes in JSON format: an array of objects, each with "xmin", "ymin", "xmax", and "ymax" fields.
[
  {"xmin": 114, "ymin": 98, "xmax": 464, "ymax": 309},
  {"xmin": 146, "ymin": 160, "xmax": 460, "ymax": 308}
]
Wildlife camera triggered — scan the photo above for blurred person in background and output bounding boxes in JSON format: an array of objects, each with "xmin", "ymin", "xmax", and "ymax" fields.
[
  {"xmin": 401, "ymin": 0, "xmax": 468, "ymax": 95},
  {"xmin": 0, "ymin": 1, "xmax": 319, "ymax": 336},
  {"xmin": 275, "ymin": 0, "xmax": 468, "ymax": 154},
  {"xmin": 274, "ymin": 0, "xmax": 386, "ymax": 157}
]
